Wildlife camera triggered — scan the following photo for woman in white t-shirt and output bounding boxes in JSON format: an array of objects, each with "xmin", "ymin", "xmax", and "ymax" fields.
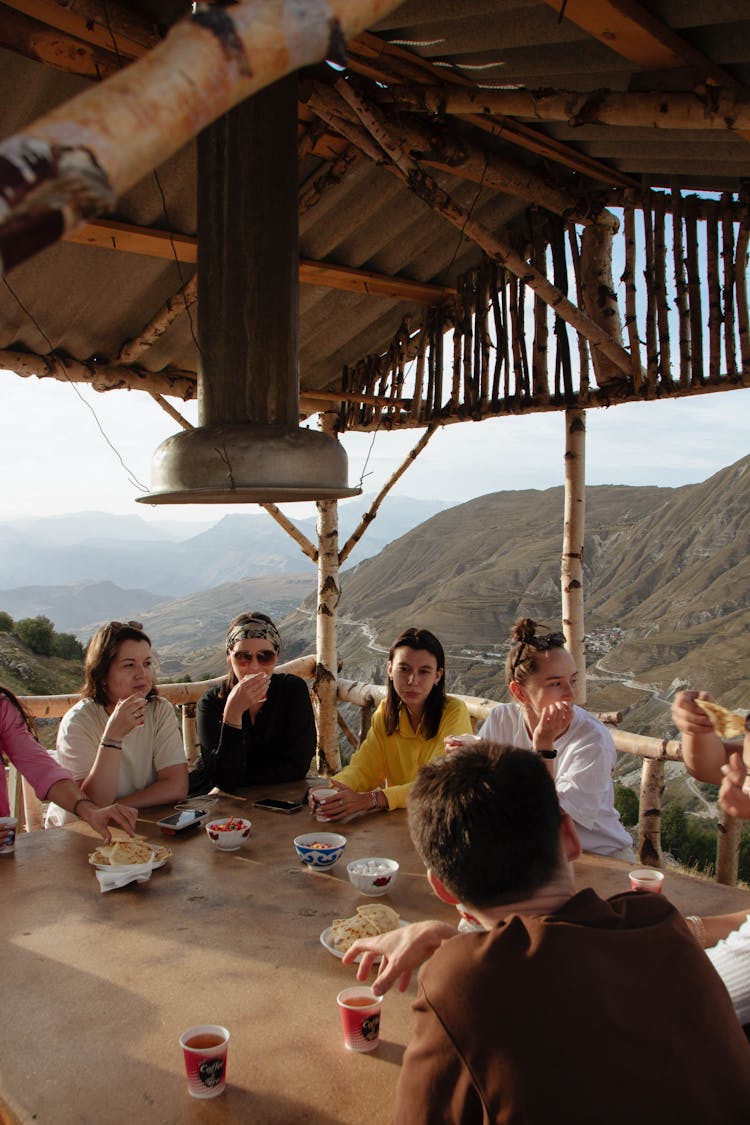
[
  {"xmin": 478, "ymin": 618, "xmax": 633, "ymax": 858},
  {"xmin": 46, "ymin": 621, "xmax": 187, "ymax": 825}
]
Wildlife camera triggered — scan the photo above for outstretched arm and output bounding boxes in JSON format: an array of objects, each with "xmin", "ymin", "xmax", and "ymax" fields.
[
  {"xmin": 45, "ymin": 779, "xmax": 138, "ymax": 843},
  {"xmin": 342, "ymin": 920, "xmax": 457, "ymax": 995},
  {"xmin": 672, "ymin": 690, "xmax": 732, "ymax": 784}
]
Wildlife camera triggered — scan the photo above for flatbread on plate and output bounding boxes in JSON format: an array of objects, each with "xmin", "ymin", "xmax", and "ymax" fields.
[
  {"xmin": 330, "ymin": 903, "xmax": 401, "ymax": 953},
  {"xmin": 694, "ymin": 699, "xmax": 747, "ymax": 739},
  {"xmin": 88, "ymin": 841, "xmax": 172, "ymax": 867}
]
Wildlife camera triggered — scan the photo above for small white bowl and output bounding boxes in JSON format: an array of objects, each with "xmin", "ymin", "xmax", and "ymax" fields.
[
  {"xmin": 347, "ymin": 857, "xmax": 399, "ymax": 896},
  {"xmin": 293, "ymin": 832, "xmax": 347, "ymax": 869},
  {"xmin": 205, "ymin": 817, "xmax": 252, "ymax": 851}
]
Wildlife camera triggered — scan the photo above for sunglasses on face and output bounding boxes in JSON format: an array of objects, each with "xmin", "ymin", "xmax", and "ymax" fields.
[
  {"xmin": 510, "ymin": 631, "xmax": 566, "ymax": 677},
  {"xmin": 232, "ymin": 650, "xmax": 276, "ymax": 666}
]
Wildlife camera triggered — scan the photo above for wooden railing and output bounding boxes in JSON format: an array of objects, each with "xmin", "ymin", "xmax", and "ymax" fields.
[{"xmin": 16, "ymin": 661, "xmax": 740, "ymax": 884}]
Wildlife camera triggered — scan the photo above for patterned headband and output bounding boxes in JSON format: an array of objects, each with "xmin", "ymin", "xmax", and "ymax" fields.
[{"xmin": 226, "ymin": 618, "xmax": 282, "ymax": 655}]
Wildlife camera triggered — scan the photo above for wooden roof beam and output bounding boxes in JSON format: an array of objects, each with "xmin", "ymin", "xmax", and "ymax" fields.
[
  {"xmin": 0, "ymin": 0, "xmax": 157, "ymax": 78},
  {"xmin": 381, "ymin": 85, "xmax": 750, "ymax": 134},
  {"xmin": 62, "ymin": 218, "xmax": 455, "ymax": 303},
  {"xmin": 544, "ymin": 0, "xmax": 741, "ymax": 86},
  {"xmin": 346, "ymin": 32, "xmax": 640, "ymax": 188},
  {"xmin": 332, "ymin": 77, "xmax": 636, "ymax": 382}
]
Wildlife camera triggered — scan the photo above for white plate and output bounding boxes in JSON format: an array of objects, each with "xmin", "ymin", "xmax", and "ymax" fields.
[
  {"xmin": 320, "ymin": 920, "xmax": 409, "ymax": 961},
  {"xmin": 88, "ymin": 844, "xmax": 172, "ymax": 871}
]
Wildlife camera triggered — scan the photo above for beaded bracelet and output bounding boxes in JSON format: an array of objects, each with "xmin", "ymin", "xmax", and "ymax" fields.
[
  {"xmin": 100, "ymin": 739, "xmax": 123, "ymax": 750},
  {"xmin": 73, "ymin": 796, "xmax": 94, "ymax": 818}
]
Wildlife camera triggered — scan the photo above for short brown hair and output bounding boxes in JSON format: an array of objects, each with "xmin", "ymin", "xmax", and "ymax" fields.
[
  {"xmin": 408, "ymin": 742, "xmax": 563, "ymax": 909},
  {"xmin": 82, "ymin": 621, "xmax": 155, "ymax": 706}
]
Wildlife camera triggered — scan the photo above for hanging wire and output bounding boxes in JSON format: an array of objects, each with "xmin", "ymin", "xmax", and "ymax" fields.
[
  {"xmin": 443, "ymin": 152, "xmax": 489, "ymax": 280},
  {"xmin": 3, "ymin": 277, "xmax": 150, "ymax": 493},
  {"xmin": 356, "ymin": 430, "xmax": 378, "ymax": 490}
]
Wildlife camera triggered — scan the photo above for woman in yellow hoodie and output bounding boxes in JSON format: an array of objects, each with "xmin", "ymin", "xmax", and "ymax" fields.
[{"xmin": 317, "ymin": 627, "xmax": 470, "ymax": 820}]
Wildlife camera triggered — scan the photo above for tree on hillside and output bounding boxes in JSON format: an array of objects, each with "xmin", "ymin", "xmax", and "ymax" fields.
[
  {"xmin": 14, "ymin": 615, "xmax": 55, "ymax": 656},
  {"xmin": 0, "ymin": 610, "xmax": 13, "ymax": 633},
  {"xmin": 614, "ymin": 783, "xmax": 639, "ymax": 827},
  {"xmin": 53, "ymin": 632, "xmax": 84, "ymax": 661}
]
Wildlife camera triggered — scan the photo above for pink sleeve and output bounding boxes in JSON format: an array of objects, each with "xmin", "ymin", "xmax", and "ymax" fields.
[{"xmin": 0, "ymin": 696, "xmax": 73, "ymax": 815}]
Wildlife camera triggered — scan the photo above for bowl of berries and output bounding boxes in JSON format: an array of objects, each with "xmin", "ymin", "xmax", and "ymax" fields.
[{"xmin": 205, "ymin": 817, "xmax": 252, "ymax": 852}]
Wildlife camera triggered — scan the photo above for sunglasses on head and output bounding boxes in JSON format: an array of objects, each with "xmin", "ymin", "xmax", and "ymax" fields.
[
  {"xmin": 232, "ymin": 650, "xmax": 276, "ymax": 666},
  {"xmin": 510, "ymin": 631, "xmax": 566, "ymax": 677}
]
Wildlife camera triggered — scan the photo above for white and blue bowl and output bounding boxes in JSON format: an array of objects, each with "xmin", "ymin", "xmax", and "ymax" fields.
[{"xmin": 293, "ymin": 832, "xmax": 347, "ymax": 869}]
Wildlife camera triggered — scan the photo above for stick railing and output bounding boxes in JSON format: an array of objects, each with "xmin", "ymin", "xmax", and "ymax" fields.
[{"xmin": 16, "ymin": 667, "xmax": 739, "ymax": 884}]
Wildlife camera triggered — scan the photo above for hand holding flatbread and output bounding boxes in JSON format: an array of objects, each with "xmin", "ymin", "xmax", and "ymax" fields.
[{"xmin": 694, "ymin": 699, "xmax": 748, "ymax": 740}]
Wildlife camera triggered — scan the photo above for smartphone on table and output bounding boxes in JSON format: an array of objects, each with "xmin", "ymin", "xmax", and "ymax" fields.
[
  {"xmin": 157, "ymin": 808, "xmax": 210, "ymax": 835},
  {"xmin": 253, "ymin": 797, "xmax": 306, "ymax": 814}
]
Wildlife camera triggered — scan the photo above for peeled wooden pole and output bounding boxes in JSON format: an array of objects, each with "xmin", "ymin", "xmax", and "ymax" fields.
[
  {"xmin": 561, "ymin": 408, "xmax": 587, "ymax": 701},
  {"xmin": 314, "ymin": 415, "xmax": 344, "ymax": 773},
  {"xmin": 638, "ymin": 758, "xmax": 664, "ymax": 866},
  {"xmin": 0, "ymin": 0, "xmax": 403, "ymax": 274},
  {"xmin": 380, "ymin": 85, "xmax": 750, "ymax": 132},
  {"xmin": 331, "ymin": 79, "xmax": 636, "ymax": 383},
  {"xmin": 716, "ymin": 807, "xmax": 741, "ymax": 887}
]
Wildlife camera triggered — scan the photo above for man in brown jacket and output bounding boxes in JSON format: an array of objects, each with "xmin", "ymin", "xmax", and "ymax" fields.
[{"xmin": 391, "ymin": 743, "xmax": 750, "ymax": 1124}]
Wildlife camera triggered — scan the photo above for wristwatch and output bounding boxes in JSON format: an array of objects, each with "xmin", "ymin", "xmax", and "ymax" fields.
[
  {"xmin": 73, "ymin": 796, "xmax": 95, "ymax": 817},
  {"xmin": 535, "ymin": 749, "xmax": 558, "ymax": 760}
]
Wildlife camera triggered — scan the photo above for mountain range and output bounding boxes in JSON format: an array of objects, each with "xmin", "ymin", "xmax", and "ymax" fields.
[
  {"xmin": 2, "ymin": 459, "xmax": 748, "ymax": 744},
  {"xmin": 279, "ymin": 455, "xmax": 750, "ymax": 738},
  {"xmin": 0, "ymin": 494, "xmax": 449, "ymax": 621}
]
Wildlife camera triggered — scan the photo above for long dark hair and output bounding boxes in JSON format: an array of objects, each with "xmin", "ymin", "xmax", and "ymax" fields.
[
  {"xmin": 384, "ymin": 627, "xmax": 447, "ymax": 740},
  {"xmin": 82, "ymin": 621, "xmax": 157, "ymax": 706},
  {"xmin": 505, "ymin": 618, "xmax": 566, "ymax": 687},
  {"xmin": 0, "ymin": 684, "xmax": 35, "ymax": 735}
]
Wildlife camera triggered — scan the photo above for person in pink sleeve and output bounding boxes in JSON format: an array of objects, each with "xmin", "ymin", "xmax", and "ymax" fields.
[{"xmin": 1, "ymin": 685, "xmax": 137, "ymax": 846}]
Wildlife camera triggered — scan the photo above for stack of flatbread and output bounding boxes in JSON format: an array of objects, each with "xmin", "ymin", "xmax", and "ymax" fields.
[
  {"xmin": 89, "ymin": 840, "xmax": 169, "ymax": 866},
  {"xmin": 330, "ymin": 904, "xmax": 400, "ymax": 953},
  {"xmin": 695, "ymin": 699, "xmax": 748, "ymax": 739}
]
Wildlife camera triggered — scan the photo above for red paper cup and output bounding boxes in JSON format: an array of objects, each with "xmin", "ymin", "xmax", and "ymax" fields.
[
  {"xmin": 628, "ymin": 868, "xmax": 664, "ymax": 893},
  {"xmin": 179, "ymin": 1025, "xmax": 230, "ymax": 1098},
  {"xmin": 337, "ymin": 987, "xmax": 383, "ymax": 1052}
]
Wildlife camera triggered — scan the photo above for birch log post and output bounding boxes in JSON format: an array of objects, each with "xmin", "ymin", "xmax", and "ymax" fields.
[
  {"xmin": 181, "ymin": 703, "xmax": 199, "ymax": 766},
  {"xmin": 0, "ymin": 0, "xmax": 404, "ymax": 275},
  {"xmin": 561, "ymin": 408, "xmax": 587, "ymax": 701},
  {"xmin": 638, "ymin": 757, "xmax": 664, "ymax": 866},
  {"xmin": 314, "ymin": 415, "xmax": 343, "ymax": 773},
  {"xmin": 579, "ymin": 220, "xmax": 628, "ymax": 386},
  {"xmin": 716, "ymin": 807, "xmax": 741, "ymax": 887}
]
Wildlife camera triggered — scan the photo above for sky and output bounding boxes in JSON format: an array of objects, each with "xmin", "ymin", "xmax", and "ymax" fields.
[{"xmin": 1, "ymin": 370, "xmax": 748, "ymax": 526}]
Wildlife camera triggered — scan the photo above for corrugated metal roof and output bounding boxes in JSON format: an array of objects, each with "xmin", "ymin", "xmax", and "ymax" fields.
[{"xmin": 0, "ymin": 0, "xmax": 748, "ymax": 400}]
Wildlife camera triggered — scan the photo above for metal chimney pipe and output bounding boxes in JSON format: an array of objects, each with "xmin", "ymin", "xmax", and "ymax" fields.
[{"xmin": 140, "ymin": 75, "xmax": 357, "ymax": 504}]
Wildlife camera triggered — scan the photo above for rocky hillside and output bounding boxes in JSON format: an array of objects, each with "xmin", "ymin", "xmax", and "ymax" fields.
[{"xmin": 282, "ymin": 455, "xmax": 750, "ymax": 737}]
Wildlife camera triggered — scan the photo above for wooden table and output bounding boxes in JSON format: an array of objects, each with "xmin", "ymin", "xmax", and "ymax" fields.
[{"xmin": 3, "ymin": 785, "xmax": 750, "ymax": 1125}]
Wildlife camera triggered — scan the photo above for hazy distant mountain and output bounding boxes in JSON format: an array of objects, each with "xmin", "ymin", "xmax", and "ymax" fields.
[
  {"xmin": 0, "ymin": 580, "xmax": 164, "ymax": 633},
  {"xmin": 0, "ymin": 495, "xmax": 449, "ymax": 597},
  {"xmin": 1, "ymin": 511, "xmax": 207, "ymax": 545},
  {"xmin": 102, "ymin": 574, "xmax": 317, "ymax": 679}
]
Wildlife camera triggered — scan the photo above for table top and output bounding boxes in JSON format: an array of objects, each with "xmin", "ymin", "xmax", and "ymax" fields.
[{"xmin": 3, "ymin": 784, "xmax": 750, "ymax": 1125}]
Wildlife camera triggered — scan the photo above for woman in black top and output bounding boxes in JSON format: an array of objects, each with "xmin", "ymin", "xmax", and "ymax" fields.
[{"xmin": 188, "ymin": 612, "xmax": 316, "ymax": 796}]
